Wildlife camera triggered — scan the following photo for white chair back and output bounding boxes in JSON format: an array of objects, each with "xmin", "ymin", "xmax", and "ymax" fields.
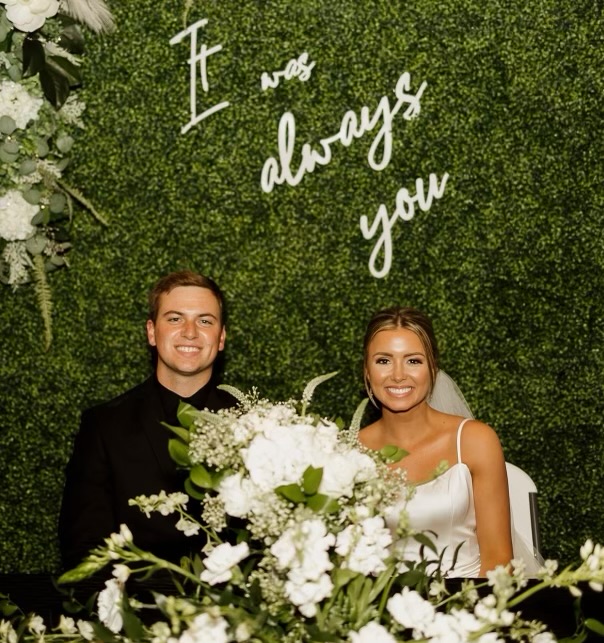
[{"xmin": 505, "ymin": 462, "xmax": 542, "ymax": 559}]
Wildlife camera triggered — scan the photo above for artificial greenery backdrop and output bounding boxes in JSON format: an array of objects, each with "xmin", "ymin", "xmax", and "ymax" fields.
[{"xmin": 1, "ymin": 0, "xmax": 603, "ymax": 573}]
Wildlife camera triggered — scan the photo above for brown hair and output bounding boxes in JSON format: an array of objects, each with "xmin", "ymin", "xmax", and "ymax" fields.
[
  {"xmin": 363, "ymin": 306, "xmax": 439, "ymax": 394},
  {"xmin": 147, "ymin": 270, "xmax": 226, "ymax": 324}
]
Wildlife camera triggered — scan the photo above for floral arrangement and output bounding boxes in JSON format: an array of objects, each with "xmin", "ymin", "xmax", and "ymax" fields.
[
  {"xmin": 2, "ymin": 374, "xmax": 604, "ymax": 642},
  {"xmin": 0, "ymin": 0, "xmax": 113, "ymax": 348}
]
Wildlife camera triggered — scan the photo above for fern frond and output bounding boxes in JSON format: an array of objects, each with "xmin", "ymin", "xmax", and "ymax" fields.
[
  {"xmin": 56, "ymin": 179, "xmax": 109, "ymax": 225},
  {"xmin": 32, "ymin": 255, "xmax": 53, "ymax": 351}
]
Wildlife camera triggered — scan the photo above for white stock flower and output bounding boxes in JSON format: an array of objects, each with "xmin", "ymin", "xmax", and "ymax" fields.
[
  {"xmin": 387, "ymin": 587, "xmax": 435, "ymax": 632},
  {"xmin": 112, "ymin": 564, "xmax": 130, "ymax": 584},
  {"xmin": 532, "ymin": 633, "xmax": 556, "ymax": 643},
  {"xmin": 335, "ymin": 516, "xmax": 392, "ymax": 575},
  {"xmin": 57, "ymin": 615, "xmax": 77, "ymax": 634},
  {"xmin": 176, "ymin": 517, "xmax": 201, "ymax": 537},
  {"xmin": 0, "ymin": 191, "xmax": 38, "ymax": 241},
  {"xmin": 284, "ymin": 572, "xmax": 334, "ymax": 617},
  {"xmin": 179, "ymin": 612, "xmax": 229, "ymax": 643},
  {"xmin": 76, "ymin": 620, "xmax": 95, "ymax": 641},
  {"xmin": 349, "ymin": 621, "xmax": 397, "ymax": 643},
  {"xmin": 0, "ymin": 80, "xmax": 43, "ymax": 128},
  {"xmin": 27, "ymin": 615, "xmax": 45, "ymax": 635},
  {"xmin": 97, "ymin": 579, "xmax": 123, "ymax": 633},
  {"xmin": 1, "ymin": 0, "xmax": 60, "ymax": 32},
  {"xmin": 200, "ymin": 541, "xmax": 250, "ymax": 585},
  {"xmin": 0, "ymin": 621, "xmax": 18, "ymax": 643}
]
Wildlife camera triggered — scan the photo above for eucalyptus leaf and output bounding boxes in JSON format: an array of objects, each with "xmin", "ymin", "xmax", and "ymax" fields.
[
  {"xmin": 49, "ymin": 192, "xmax": 67, "ymax": 214},
  {"xmin": 1, "ymin": 140, "xmax": 18, "ymax": 155},
  {"xmin": 0, "ymin": 148, "xmax": 18, "ymax": 163},
  {"xmin": 275, "ymin": 483, "xmax": 306, "ymax": 503},
  {"xmin": 190, "ymin": 464, "xmax": 214, "ymax": 489},
  {"xmin": 302, "ymin": 465, "xmax": 323, "ymax": 495},
  {"xmin": 56, "ymin": 134, "xmax": 74, "ymax": 153},
  {"xmin": 7, "ymin": 66, "xmax": 21, "ymax": 82},
  {"xmin": 23, "ymin": 188, "xmax": 41, "ymax": 205},
  {"xmin": 49, "ymin": 255, "xmax": 66, "ymax": 267},
  {"xmin": 0, "ymin": 115, "xmax": 16, "ymax": 135},
  {"xmin": 25, "ymin": 235, "xmax": 47, "ymax": 256},
  {"xmin": 18, "ymin": 159, "xmax": 37, "ymax": 175},
  {"xmin": 35, "ymin": 138, "xmax": 49, "ymax": 158},
  {"xmin": 168, "ymin": 438, "xmax": 191, "ymax": 467}
]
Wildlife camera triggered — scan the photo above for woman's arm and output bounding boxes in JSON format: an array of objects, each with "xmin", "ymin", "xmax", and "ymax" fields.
[{"xmin": 463, "ymin": 420, "xmax": 514, "ymax": 576}]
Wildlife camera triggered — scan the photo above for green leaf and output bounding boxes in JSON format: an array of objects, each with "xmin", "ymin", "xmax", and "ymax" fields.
[
  {"xmin": 412, "ymin": 532, "xmax": 439, "ymax": 554},
  {"xmin": 586, "ymin": 619, "xmax": 604, "ymax": 636},
  {"xmin": 59, "ymin": 24, "xmax": 85, "ymax": 54},
  {"xmin": 302, "ymin": 465, "xmax": 323, "ymax": 495},
  {"xmin": 184, "ymin": 478, "xmax": 206, "ymax": 500},
  {"xmin": 121, "ymin": 606, "xmax": 145, "ymax": 641},
  {"xmin": 379, "ymin": 444, "xmax": 408, "ymax": 463},
  {"xmin": 39, "ymin": 66, "xmax": 71, "ymax": 109},
  {"xmin": 162, "ymin": 421, "xmax": 191, "ymax": 444},
  {"xmin": 22, "ymin": 36, "xmax": 45, "ymax": 78},
  {"xmin": 46, "ymin": 55, "xmax": 82, "ymax": 86},
  {"xmin": 275, "ymin": 483, "xmax": 306, "ymax": 503},
  {"xmin": 306, "ymin": 493, "xmax": 339, "ymax": 513},
  {"xmin": 190, "ymin": 464, "xmax": 214, "ymax": 489},
  {"xmin": 177, "ymin": 401, "xmax": 199, "ymax": 429},
  {"xmin": 168, "ymin": 438, "xmax": 191, "ymax": 467},
  {"xmin": 90, "ymin": 621, "xmax": 121, "ymax": 643}
]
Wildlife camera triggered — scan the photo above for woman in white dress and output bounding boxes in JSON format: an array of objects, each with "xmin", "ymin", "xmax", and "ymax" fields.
[{"xmin": 358, "ymin": 306, "xmax": 514, "ymax": 577}]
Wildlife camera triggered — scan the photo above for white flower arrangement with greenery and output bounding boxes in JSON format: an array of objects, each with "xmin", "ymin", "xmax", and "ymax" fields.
[
  {"xmin": 0, "ymin": 0, "xmax": 113, "ymax": 348},
  {"xmin": 2, "ymin": 374, "xmax": 604, "ymax": 642}
]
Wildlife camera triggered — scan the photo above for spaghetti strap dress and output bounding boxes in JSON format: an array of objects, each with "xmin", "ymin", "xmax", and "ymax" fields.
[{"xmin": 386, "ymin": 418, "xmax": 481, "ymax": 578}]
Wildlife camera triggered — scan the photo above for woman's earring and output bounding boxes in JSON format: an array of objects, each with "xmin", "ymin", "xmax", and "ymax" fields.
[{"xmin": 364, "ymin": 375, "xmax": 379, "ymax": 409}]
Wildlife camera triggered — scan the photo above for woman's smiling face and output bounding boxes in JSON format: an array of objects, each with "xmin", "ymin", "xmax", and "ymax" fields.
[{"xmin": 365, "ymin": 328, "xmax": 431, "ymax": 413}]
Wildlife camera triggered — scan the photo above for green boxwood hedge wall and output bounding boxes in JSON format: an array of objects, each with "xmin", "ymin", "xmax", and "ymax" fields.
[{"xmin": 1, "ymin": 0, "xmax": 603, "ymax": 572}]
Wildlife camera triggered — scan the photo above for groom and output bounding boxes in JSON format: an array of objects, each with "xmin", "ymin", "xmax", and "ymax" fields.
[{"xmin": 58, "ymin": 270, "xmax": 237, "ymax": 570}]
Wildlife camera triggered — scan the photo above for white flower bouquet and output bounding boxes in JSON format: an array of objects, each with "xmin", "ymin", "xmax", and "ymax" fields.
[
  {"xmin": 41, "ymin": 373, "xmax": 604, "ymax": 643},
  {"xmin": 0, "ymin": 0, "xmax": 113, "ymax": 348}
]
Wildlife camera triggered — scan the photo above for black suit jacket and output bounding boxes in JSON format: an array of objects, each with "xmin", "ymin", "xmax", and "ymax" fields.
[{"xmin": 58, "ymin": 377, "xmax": 236, "ymax": 570}]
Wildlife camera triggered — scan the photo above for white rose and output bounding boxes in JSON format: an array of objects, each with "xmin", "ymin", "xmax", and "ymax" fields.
[
  {"xmin": 1, "ymin": 0, "xmax": 60, "ymax": 32},
  {"xmin": 200, "ymin": 541, "xmax": 250, "ymax": 585},
  {"xmin": 0, "ymin": 190, "xmax": 38, "ymax": 241}
]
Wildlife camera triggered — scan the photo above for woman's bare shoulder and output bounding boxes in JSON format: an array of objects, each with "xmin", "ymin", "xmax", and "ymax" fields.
[{"xmin": 357, "ymin": 421, "xmax": 382, "ymax": 449}]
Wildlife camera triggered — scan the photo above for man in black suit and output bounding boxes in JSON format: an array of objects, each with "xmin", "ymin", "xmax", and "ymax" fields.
[{"xmin": 58, "ymin": 270, "xmax": 237, "ymax": 570}]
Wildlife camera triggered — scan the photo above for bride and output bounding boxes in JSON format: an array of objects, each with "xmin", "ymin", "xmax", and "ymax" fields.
[{"xmin": 358, "ymin": 306, "xmax": 514, "ymax": 577}]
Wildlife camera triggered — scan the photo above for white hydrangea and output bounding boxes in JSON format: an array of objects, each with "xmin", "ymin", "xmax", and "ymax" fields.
[
  {"xmin": 0, "ymin": 80, "xmax": 43, "ymax": 128},
  {"xmin": 0, "ymin": 190, "xmax": 38, "ymax": 241},
  {"xmin": 1, "ymin": 0, "xmax": 60, "ymax": 32}
]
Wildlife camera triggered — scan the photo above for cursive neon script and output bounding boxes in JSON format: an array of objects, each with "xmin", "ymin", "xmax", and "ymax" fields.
[
  {"xmin": 260, "ymin": 72, "xmax": 427, "ymax": 193},
  {"xmin": 360, "ymin": 173, "xmax": 449, "ymax": 278},
  {"xmin": 261, "ymin": 51, "xmax": 316, "ymax": 91}
]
